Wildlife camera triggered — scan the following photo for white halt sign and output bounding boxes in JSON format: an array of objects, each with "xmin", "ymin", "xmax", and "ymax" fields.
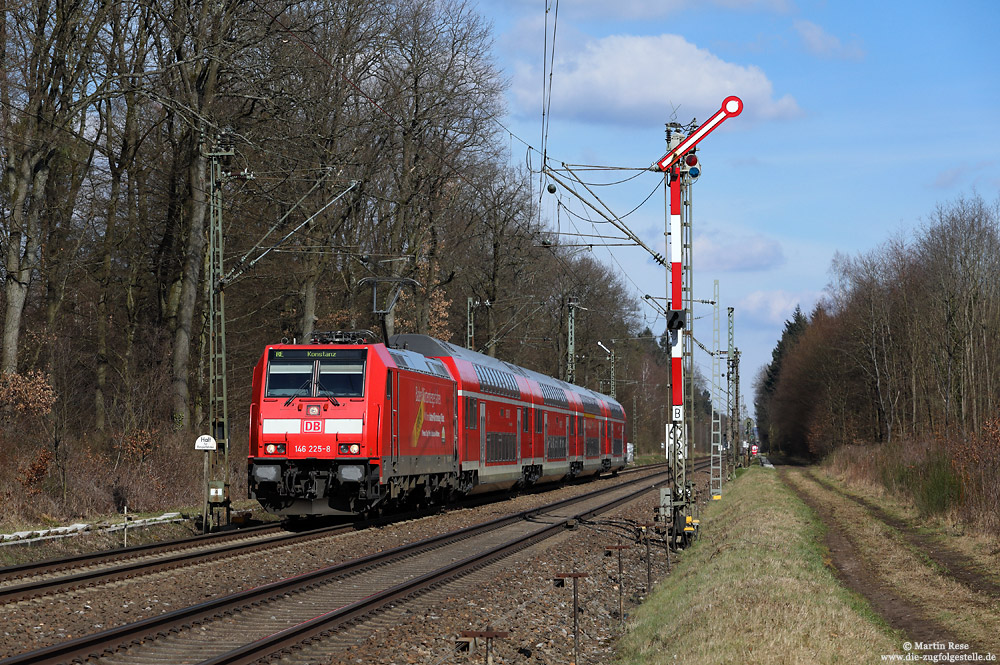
[{"xmin": 195, "ymin": 434, "xmax": 217, "ymax": 451}]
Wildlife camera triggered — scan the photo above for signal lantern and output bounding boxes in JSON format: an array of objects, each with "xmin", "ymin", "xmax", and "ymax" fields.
[{"xmin": 682, "ymin": 153, "xmax": 701, "ymax": 179}]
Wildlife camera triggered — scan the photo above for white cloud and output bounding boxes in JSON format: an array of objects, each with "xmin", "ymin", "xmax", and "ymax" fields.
[
  {"xmin": 538, "ymin": 0, "xmax": 793, "ymax": 20},
  {"xmin": 566, "ymin": 0, "xmax": 687, "ymax": 19},
  {"xmin": 512, "ymin": 34, "xmax": 800, "ymax": 126},
  {"xmin": 740, "ymin": 289, "xmax": 820, "ymax": 325},
  {"xmin": 931, "ymin": 160, "xmax": 996, "ymax": 189},
  {"xmin": 793, "ymin": 19, "xmax": 865, "ymax": 60},
  {"xmin": 696, "ymin": 230, "xmax": 785, "ymax": 271}
]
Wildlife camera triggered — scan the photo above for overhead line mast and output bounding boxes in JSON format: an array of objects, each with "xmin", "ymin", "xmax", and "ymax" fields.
[{"xmin": 653, "ymin": 96, "xmax": 742, "ymax": 548}]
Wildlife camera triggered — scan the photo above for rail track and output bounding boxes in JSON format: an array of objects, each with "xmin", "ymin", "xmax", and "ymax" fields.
[
  {"xmin": 3, "ymin": 466, "xmax": 675, "ymax": 665},
  {"xmin": 0, "ymin": 463, "xmax": 673, "ymax": 607}
]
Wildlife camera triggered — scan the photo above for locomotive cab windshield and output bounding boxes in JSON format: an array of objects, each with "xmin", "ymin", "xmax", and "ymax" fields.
[
  {"xmin": 266, "ymin": 361, "xmax": 312, "ymax": 397},
  {"xmin": 265, "ymin": 349, "xmax": 367, "ymax": 399},
  {"xmin": 318, "ymin": 361, "xmax": 364, "ymax": 397}
]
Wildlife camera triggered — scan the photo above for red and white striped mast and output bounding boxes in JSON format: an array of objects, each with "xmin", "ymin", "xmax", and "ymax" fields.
[{"xmin": 653, "ymin": 96, "xmax": 742, "ymax": 543}]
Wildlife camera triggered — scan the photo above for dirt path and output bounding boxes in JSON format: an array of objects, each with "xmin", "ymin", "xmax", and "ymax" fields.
[
  {"xmin": 806, "ymin": 469, "xmax": 1000, "ymax": 598},
  {"xmin": 779, "ymin": 466, "xmax": 998, "ymax": 658}
]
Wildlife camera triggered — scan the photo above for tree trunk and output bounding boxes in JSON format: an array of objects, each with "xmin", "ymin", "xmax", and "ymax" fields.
[
  {"xmin": 171, "ymin": 148, "xmax": 209, "ymax": 429},
  {"xmin": 3, "ymin": 159, "xmax": 48, "ymax": 374}
]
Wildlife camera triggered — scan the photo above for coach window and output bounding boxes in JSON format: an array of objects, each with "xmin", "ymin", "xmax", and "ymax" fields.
[
  {"xmin": 523, "ymin": 408, "xmax": 531, "ymax": 433},
  {"xmin": 467, "ymin": 398, "xmax": 478, "ymax": 429},
  {"xmin": 535, "ymin": 410, "xmax": 544, "ymax": 434}
]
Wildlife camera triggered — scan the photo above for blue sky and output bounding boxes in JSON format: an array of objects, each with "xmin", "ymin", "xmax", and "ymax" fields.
[{"xmin": 472, "ymin": 0, "xmax": 1000, "ymax": 416}]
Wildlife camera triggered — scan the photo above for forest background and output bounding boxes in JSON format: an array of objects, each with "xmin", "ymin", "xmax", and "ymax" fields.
[
  {"xmin": 0, "ymin": 0, "xmax": 721, "ymax": 525},
  {"xmin": 755, "ymin": 194, "xmax": 1000, "ymax": 533}
]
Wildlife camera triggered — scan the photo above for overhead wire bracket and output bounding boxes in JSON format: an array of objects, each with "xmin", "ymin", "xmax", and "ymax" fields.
[
  {"xmin": 543, "ymin": 165, "xmax": 665, "ymax": 266},
  {"xmin": 357, "ymin": 277, "xmax": 421, "ymax": 344},
  {"xmin": 220, "ymin": 179, "xmax": 359, "ymax": 289}
]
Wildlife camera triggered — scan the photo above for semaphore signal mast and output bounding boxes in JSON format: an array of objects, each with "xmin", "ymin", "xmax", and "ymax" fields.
[{"xmin": 653, "ymin": 96, "xmax": 742, "ymax": 548}]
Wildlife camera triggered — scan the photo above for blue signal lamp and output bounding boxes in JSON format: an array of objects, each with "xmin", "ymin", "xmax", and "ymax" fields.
[{"xmin": 682, "ymin": 153, "xmax": 701, "ymax": 179}]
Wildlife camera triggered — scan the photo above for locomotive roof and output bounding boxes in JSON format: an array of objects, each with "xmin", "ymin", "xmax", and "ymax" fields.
[{"xmin": 389, "ymin": 334, "xmax": 624, "ymax": 417}]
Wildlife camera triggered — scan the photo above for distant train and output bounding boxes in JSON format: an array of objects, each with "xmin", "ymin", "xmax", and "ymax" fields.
[{"xmin": 247, "ymin": 332, "xmax": 627, "ymax": 516}]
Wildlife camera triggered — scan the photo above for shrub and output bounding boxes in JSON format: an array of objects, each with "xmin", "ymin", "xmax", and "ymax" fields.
[
  {"xmin": 952, "ymin": 420, "xmax": 1000, "ymax": 532},
  {"xmin": 912, "ymin": 448, "xmax": 961, "ymax": 516},
  {"xmin": 827, "ymin": 436, "xmax": 961, "ymax": 518}
]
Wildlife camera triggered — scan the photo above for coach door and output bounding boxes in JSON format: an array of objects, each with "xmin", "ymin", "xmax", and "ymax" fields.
[
  {"xmin": 516, "ymin": 408, "xmax": 522, "ymax": 465},
  {"xmin": 390, "ymin": 370, "xmax": 400, "ymax": 471},
  {"xmin": 480, "ymin": 401, "xmax": 487, "ymax": 469},
  {"xmin": 452, "ymin": 386, "xmax": 459, "ymax": 466},
  {"xmin": 543, "ymin": 411, "xmax": 549, "ymax": 460}
]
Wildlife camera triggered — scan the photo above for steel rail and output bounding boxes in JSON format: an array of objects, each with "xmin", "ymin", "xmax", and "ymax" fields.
[
  {"xmin": 0, "ymin": 523, "xmax": 347, "ymax": 604},
  {"xmin": 0, "ymin": 464, "xmax": 666, "ymax": 605},
  {"xmin": 0, "ymin": 523, "xmax": 281, "ymax": 582},
  {"xmin": 201, "ymin": 479, "xmax": 658, "ymax": 665},
  {"xmin": 1, "ymin": 469, "xmax": 670, "ymax": 665}
]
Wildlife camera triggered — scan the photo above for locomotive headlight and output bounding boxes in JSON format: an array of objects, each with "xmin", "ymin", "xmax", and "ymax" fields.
[
  {"xmin": 338, "ymin": 443, "xmax": 362, "ymax": 455},
  {"xmin": 264, "ymin": 443, "xmax": 286, "ymax": 455},
  {"xmin": 350, "ymin": 444, "xmax": 360, "ymax": 454}
]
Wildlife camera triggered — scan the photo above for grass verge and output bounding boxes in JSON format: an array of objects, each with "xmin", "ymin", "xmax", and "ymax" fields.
[
  {"xmin": 783, "ymin": 469, "xmax": 1000, "ymax": 654},
  {"xmin": 819, "ymin": 465, "xmax": 1000, "ymax": 590},
  {"xmin": 614, "ymin": 467, "xmax": 898, "ymax": 664}
]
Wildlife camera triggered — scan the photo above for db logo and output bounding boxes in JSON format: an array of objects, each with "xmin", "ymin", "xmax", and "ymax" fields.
[{"xmin": 303, "ymin": 420, "xmax": 323, "ymax": 433}]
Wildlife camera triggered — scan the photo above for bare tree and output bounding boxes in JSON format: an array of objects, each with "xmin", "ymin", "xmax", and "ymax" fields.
[
  {"xmin": 1, "ymin": 0, "xmax": 110, "ymax": 374},
  {"xmin": 145, "ymin": 0, "xmax": 249, "ymax": 429},
  {"xmin": 369, "ymin": 0, "xmax": 504, "ymax": 338}
]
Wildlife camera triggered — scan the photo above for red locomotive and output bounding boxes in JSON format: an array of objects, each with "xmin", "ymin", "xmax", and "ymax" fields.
[{"xmin": 248, "ymin": 331, "xmax": 627, "ymax": 516}]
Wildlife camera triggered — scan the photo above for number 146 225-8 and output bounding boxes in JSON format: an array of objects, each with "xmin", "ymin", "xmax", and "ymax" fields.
[{"xmin": 294, "ymin": 444, "xmax": 331, "ymax": 454}]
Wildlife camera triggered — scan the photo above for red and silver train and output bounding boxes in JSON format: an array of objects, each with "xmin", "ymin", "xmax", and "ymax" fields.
[{"xmin": 247, "ymin": 331, "xmax": 627, "ymax": 516}]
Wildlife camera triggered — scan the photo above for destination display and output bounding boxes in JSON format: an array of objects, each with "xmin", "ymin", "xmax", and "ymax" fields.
[{"xmin": 269, "ymin": 348, "xmax": 367, "ymax": 361}]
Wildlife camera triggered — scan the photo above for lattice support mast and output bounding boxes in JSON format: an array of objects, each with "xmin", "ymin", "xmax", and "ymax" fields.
[
  {"xmin": 206, "ymin": 135, "xmax": 234, "ymax": 530},
  {"xmin": 711, "ymin": 280, "xmax": 723, "ymax": 499},
  {"xmin": 726, "ymin": 307, "xmax": 740, "ymax": 477}
]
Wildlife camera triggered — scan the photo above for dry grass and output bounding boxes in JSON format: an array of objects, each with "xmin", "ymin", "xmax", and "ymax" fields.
[
  {"xmin": 0, "ymin": 428, "xmax": 251, "ymax": 531},
  {"xmin": 614, "ymin": 468, "xmax": 898, "ymax": 664},
  {"xmin": 818, "ymin": 465, "xmax": 1000, "ymax": 589},
  {"xmin": 825, "ymin": 426, "xmax": 1000, "ymax": 536},
  {"xmin": 783, "ymin": 469, "xmax": 1000, "ymax": 654}
]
